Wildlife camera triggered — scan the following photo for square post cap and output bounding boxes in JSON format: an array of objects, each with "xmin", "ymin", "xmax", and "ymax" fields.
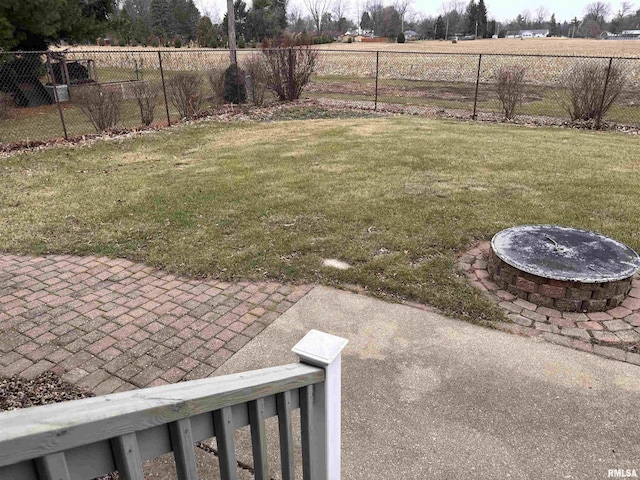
[{"xmin": 292, "ymin": 330, "xmax": 348, "ymax": 367}]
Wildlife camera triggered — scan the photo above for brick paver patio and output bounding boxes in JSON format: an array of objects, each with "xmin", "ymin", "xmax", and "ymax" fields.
[{"xmin": 0, "ymin": 254, "xmax": 313, "ymax": 394}]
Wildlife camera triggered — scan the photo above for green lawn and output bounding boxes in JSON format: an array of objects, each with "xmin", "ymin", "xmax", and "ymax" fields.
[{"xmin": 2, "ymin": 115, "xmax": 640, "ymax": 324}]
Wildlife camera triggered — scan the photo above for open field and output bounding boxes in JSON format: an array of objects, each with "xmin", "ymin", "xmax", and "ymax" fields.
[
  {"xmin": 53, "ymin": 38, "xmax": 640, "ymax": 57},
  {"xmin": 320, "ymin": 38, "xmax": 640, "ymax": 57},
  {"xmin": 2, "ymin": 116, "xmax": 640, "ymax": 324}
]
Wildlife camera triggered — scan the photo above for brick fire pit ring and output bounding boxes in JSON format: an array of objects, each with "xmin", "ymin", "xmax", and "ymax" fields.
[{"xmin": 488, "ymin": 225, "xmax": 640, "ymax": 312}]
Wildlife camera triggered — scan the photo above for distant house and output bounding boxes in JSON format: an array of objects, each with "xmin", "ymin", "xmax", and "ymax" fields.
[
  {"xmin": 520, "ymin": 29, "xmax": 549, "ymax": 38},
  {"xmin": 601, "ymin": 30, "xmax": 640, "ymax": 40},
  {"xmin": 403, "ymin": 30, "xmax": 419, "ymax": 40},
  {"xmin": 506, "ymin": 29, "xmax": 549, "ymax": 38},
  {"xmin": 340, "ymin": 30, "xmax": 375, "ymax": 42}
]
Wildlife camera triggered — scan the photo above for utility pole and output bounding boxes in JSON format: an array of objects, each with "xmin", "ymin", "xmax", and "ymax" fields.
[
  {"xmin": 227, "ymin": 0, "xmax": 237, "ymax": 65},
  {"xmin": 475, "ymin": 20, "xmax": 478, "ymax": 38},
  {"xmin": 445, "ymin": 18, "xmax": 449, "ymax": 40}
]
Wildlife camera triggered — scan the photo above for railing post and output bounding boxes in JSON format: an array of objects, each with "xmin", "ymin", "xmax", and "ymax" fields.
[
  {"xmin": 45, "ymin": 52, "xmax": 68, "ymax": 140},
  {"xmin": 596, "ymin": 57, "xmax": 613, "ymax": 130},
  {"xmin": 293, "ymin": 329, "xmax": 348, "ymax": 480},
  {"xmin": 158, "ymin": 51, "xmax": 171, "ymax": 126},
  {"xmin": 472, "ymin": 53, "xmax": 482, "ymax": 120},
  {"xmin": 374, "ymin": 51, "xmax": 379, "ymax": 111}
]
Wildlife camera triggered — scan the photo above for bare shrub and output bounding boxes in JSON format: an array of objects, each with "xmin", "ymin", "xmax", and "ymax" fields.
[
  {"xmin": 0, "ymin": 92, "xmax": 12, "ymax": 120},
  {"xmin": 73, "ymin": 84, "xmax": 122, "ymax": 132},
  {"xmin": 493, "ymin": 65, "xmax": 527, "ymax": 120},
  {"xmin": 242, "ymin": 55, "xmax": 269, "ymax": 106},
  {"xmin": 167, "ymin": 72, "xmax": 204, "ymax": 119},
  {"xmin": 208, "ymin": 67, "xmax": 226, "ymax": 104},
  {"xmin": 558, "ymin": 61, "xmax": 626, "ymax": 124},
  {"xmin": 262, "ymin": 38, "xmax": 317, "ymax": 102},
  {"xmin": 131, "ymin": 81, "xmax": 158, "ymax": 125}
]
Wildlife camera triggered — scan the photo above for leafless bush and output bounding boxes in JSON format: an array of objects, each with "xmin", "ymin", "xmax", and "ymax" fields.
[
  {"xmin": 262, "ymin": 40, "xmax": 317, "ymax": 102},
  {"xmin": 493, "ymin": 65, "xmax": 527, "ymax": 120},
  {"xmin": 242, "ymin": 55, "xmax": 269, "ymax": 106},
  {"xmin": 0, "ymin": 92, "xmax": 12, "ymax": 120},
  {"xmin": 208, "ymin": 67, "xmax": 226, "ymax": 105},
  {"xmin": 131, "ymin": 81, "xmax": 158, "ymax": 126},
  {"xmin": 167, "ymin": 72, "xmax": 204, "ymax": 118},
  {"xmin": 73, "ymin": 84, "xmax": 122, "ymax": 132},
  {"xmin": 558, "ymin": 61, "xmax": 626, "ymax": 125}
]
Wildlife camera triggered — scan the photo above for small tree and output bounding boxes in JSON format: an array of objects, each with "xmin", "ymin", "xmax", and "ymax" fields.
[
  {"xmin": 73, "ymin": 85, "xmax": 122, "ymax": 132},
  {"xmin": 261, "ymin": 37, "xmax": 317, "ymax": 102},
  {"xmin": 131, "ymin": 81, "xmax": 158, "ymax": 125},
  {"xmin": 558, "ymin": 60, "xmax": 626, "ymax": 126},
  {"xmin": 493, "ymin": 65, "xmax": 527, "ymax": 120},
  {"xmin": 167, "ymin": 73, "xmax": 204, "ymax": 118},
  {"xmin": 397, "ymin": 32, "xmax": 405, "ymax": 43},
  {"xmin": 223, "ymin": 64, "xmax": 247, "ymax": 104}
]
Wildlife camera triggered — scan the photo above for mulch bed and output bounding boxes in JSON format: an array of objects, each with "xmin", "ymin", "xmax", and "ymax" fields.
[
  {"xmin": 1, "ymin": 372, "xmax": 116, "ymax": 480},
  {"xmin": 0, "ymin": 371, "xmax": 94, "ymax": 411},
  {"xmin": 3, "ymin": 98, "xmax": 636, "ymax": 159}
]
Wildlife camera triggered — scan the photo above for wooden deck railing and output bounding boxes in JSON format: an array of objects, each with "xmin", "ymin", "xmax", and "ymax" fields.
[{"xmin": 0, "ymin": 329, "xmax": 348, "ymax": 480}]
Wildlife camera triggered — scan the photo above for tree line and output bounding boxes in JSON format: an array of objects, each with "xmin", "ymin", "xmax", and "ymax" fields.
[{"xmin": 2, "ymin": 0, "xmax": 640, "ymax": 52}]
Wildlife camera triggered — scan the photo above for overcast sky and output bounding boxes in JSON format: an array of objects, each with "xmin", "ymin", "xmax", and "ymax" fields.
[{"xmin": 197, "ymin": 0, "xmax": 628, "ymax": 24}]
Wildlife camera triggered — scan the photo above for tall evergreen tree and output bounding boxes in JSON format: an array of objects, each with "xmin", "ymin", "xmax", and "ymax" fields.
[
  {"xmin": 222, "ymin": 0, "xmax": 247, "ymax": 40},
  {"xmin": 476, "ymin": 0, "xmax": 488, "ymax": 37},
  {"xmin": 150, "ymin": 0, "xmax": 169, "ymax": 37},
  {"xmin": 549, "ymin": 13, "xmax": 560, "ymax": 36},
  {"xmin": 465, "ymin": 0, "xmax": 477, "ymax": 35},
  {"xmin": 434, "ymin": 15, "xmax": 445, "ymax": 39},
  {"xmin": 0, "ymin": 0, "xmax": 113, "ymax": 50},
  {"xmin": 113, "ymin": 7, "xmax": 134, "ymax": 44},
  {"xmin": 360, "ymin": 11, "xmax": 372, "ymax": 31}
]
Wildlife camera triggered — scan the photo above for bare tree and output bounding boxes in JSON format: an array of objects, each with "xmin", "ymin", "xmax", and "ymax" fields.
[
  {"xmin": 534, "ymin": 5, "xmax": 549, "ymax": 25},
  {"xmin": 520, "ymin": 9, "xmax": 532, "ymax": 26},
  {"xmin": 584, "ymin": 1, "xmax": 612, "ymax": 24},
  {"xmin": 618, "ymin": 0, "xmax": 634, "ymax": 17},
  {"xmin": 394, "ymin": 0, "xmax": 413, "ymax": 32},
  {"xmin": 332, "ymin": 0, "xmax": 350, "ymax": 23},
  {"xmin": 303, "ymin": 0, "xmax": 331, "ymax": 33},
  {"xmin": 438, "ymin": 0, "xmax": 464, "ymax": 16}
]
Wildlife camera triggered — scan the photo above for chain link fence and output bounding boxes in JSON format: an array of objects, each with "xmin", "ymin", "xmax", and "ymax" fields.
[{"xmin": 1, "ymin": 49, "xmax": 639, "ymax": 145}]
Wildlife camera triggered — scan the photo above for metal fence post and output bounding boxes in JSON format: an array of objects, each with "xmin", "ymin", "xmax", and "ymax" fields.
[
  {"xmin": 472, "ymin": 53, "xmax": 482, "ymax": 120},
  {"xmin": 374, "ymin": 51, "xmax": 379, "ymax": 111},
  {"xmin": 596, "ymin": 57, "xmax": 613, "ymax": 130},
  {"xmin": 293, "ymin": 330, "xmax": 348, "ymax": 480},
  {"xmin": 158, "ymin": 51, "xmax": 171, "ymax": 126},
  {"xmin": 45, "ymin": 52, "xmax": 68, "ymax": 140}
]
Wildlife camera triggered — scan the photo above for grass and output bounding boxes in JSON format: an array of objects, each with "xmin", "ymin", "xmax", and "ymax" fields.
[{"xmin": 2, "ymin": 115, "xmax": 640, "ymax": 325}]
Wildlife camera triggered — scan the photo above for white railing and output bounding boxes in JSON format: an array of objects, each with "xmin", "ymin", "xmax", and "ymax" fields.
[{"xmin": 0, "ymin": 329, "xmax": 348, "ymax": 480}]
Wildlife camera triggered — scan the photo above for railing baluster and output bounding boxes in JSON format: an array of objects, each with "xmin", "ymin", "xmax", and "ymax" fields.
[
  {"xmin": 111, "ymin": 433, "xmax": 144, "ymax": 480},
  {"xmin": 169, "ymin": 418, "xmax": 198, "ymax": 480},
  {"xmin": 300, "ymin": 384, "xmax": 320, "ymax": 480},
  {"xmin": 249, "ymin": 398, "xmax": 268, "ymax": 480},
  {"xmin": 35, "ymin": 452, "xmax": 71, "ymax": 480},
  {"xmin": 213, "ymin": 406, "xmax": 237, "ymax": 480},
  {"xmin": 277, "ymin": 391, "xmax": 295, "ymax": 480}
]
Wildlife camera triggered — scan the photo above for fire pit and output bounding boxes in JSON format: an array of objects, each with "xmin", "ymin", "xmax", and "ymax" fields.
[{"xmin": 488, "ymin": 225, "xmax": 640, "ymax": 312}]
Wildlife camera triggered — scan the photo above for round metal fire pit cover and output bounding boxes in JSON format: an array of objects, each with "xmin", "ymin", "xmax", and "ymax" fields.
[{"xmin": 491, "ymin": 225, "xmax": 640, "ymax": 283}]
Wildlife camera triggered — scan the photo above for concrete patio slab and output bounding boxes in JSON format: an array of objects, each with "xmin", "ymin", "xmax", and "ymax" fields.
[{"xmin": 215, "ymin": 286, "xmax": 640, "ymax": 479}]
